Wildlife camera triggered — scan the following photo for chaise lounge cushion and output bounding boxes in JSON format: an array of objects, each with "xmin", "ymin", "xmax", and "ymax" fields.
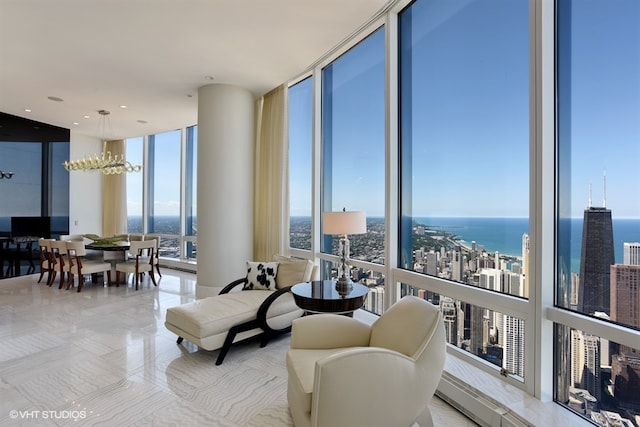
[{"xmin": 165, "ymin": 289, "xmax": 300, "ymax": 341}]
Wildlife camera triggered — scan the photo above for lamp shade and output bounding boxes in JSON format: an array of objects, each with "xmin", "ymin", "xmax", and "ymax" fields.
[{"xmin": 323, "ymin": 211, "xmax": 367, "ymax": 235}]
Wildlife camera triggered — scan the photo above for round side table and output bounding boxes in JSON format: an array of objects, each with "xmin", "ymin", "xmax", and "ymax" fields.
[{"xmin": 291, "ymin": 280, "xmax": 369, "ymax": 316}]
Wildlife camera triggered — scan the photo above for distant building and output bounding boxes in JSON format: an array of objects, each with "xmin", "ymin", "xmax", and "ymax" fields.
[
  {"xmin": 610, "ymin": 264, "xmax": 640, "ymax": 329},
  {"xmin": 425, "ymin": 251, "xmax": 438, "ymax": 276},
  {"xmin": 568, "ymin": 387, "xmax": 598, "ymax": 417},
  {"xmin": 611, "ymin": 353, "xmax": 640, "ymax": 405},
  {"xmin": 451, "ymin": 246, "xmax": 464, "ymax": 282},
  {"xmin": 503, "ymin": 314, "xmax": 525, "ymax": 378},
  {"xmin": 571, "ymin": 329, "xmax": 602, "ymax": 401},
  {"xmin": 623, "ymin": 242, "xmax": 640, "ymax": 265},
  {"xmin": 578, "ymin": 206, "xmax": 615, "ymax": 316},
  {"xmin": 522, "ymin": 233, "xmax": 529, "ymax": 298},
  {"xmin": 590, "ymin": 410, "xmax": 636, "ymax": 427}
]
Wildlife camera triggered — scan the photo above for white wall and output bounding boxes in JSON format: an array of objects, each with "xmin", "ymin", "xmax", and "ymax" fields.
[{"xmin": 68, "ymin": 131, "xmax": 103, "ymax": 235}]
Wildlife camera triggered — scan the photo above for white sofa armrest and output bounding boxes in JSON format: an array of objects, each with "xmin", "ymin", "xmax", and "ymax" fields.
[{"xmin": 290, "ymin": 314, "xmax": 371, "ymax": 349}]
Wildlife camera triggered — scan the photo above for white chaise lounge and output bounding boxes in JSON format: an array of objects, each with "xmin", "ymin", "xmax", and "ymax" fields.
[{"xmin": 165, "ymin": 255, "xmax": 315, "ymax": 365}]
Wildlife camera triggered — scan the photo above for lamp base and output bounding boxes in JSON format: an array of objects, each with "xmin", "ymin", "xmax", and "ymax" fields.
[{"xmin": 335, "ymin": 277, "xmax": 353, "ymax": 297}]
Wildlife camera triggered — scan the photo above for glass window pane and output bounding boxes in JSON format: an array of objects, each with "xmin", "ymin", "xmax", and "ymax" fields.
[
  {"xmin": 289, "ymin": 77, "xmax": 313, "ymax": 251},
  {"xmin": 556, "ymin": 0, "xmax": 640, "ymax": 325},
  {"xmin": 148, "ymin": 130, "xmax": 181, "ymax": 235},
  {"xmin": 126, "ymin": 136, "xmax": 143, "ymax": 233},
  {"xmin": 321, "ymin": 27, "xmax": 386, "ymax": 263},
  {"xmin": 555, "ymin": 1, "xmax": 640, "ymax": 424},
  {"xmin": 555, "ymin": 324, "xmax": 640, "ymax": 424},
  {"xmin": 51, "ymin": 142, "xmax": 70, "ymax": 235},
  {"xmin": 398, "ymin": 0, "xmax": 529, "ymax": 298},
  {"xmin": 402, "ymin": 284, "xmax": 526, "ymax": 380},
  {"xmin": 185, "ymin": 125, "xmax": 197, "ymax": 238},
  {"xmin": 0, "ymin": 142, "xmax": 42, "ymax": 222}
]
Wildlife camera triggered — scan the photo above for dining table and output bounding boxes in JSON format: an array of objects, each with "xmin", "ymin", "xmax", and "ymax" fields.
[{"xmin": 85, "ymin": 241, "xmax": 131, "ymax": 284}]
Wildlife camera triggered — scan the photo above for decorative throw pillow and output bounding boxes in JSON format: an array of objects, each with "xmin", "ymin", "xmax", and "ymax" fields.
[
  {"xmin": 243, "ymin": 261, "xmax": 279, "ymax": 290},
  {"xmin": 272, "ymin": 254, "xmax": 313, "ymax": 288}
]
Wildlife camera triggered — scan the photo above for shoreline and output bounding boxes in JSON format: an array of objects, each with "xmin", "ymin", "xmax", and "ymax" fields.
[{"xmin": 455, "ymin": 238, "xmax": 523, "ymax": 262}]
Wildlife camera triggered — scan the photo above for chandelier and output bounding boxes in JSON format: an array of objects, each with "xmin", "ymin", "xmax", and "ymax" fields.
[
  {"xmin": 63, "ymin": 151, "xmax": 142, "ymax": 174},
  {"xmin": 63, "ymin": 110, "xmax": 142, "ymax": 174}
]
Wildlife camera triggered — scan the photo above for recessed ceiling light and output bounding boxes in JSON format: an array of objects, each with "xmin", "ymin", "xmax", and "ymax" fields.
[
  {"xmin": 186, "ymin": 94, "xmax": 193, "ymax": 98},
  {"xmin": 73, "ymin": 122, "xmax": 79, "ymax": 126},
  {"xmin": 24, "ymin": 108, "xmax": 32, "ymax": 112},
  {"xmin": 48, "ymin": 96, "xmax": 64, "ymax": 102},
  {"xmin": 205, "ymin": 75, "xmax": 215, "ymax": 81},
  {"xmin": 83, "ymin": 115, "xmax": 90, "ymax": 119},
  {"xmin": 120, "ymin": 105, "xmax": 127, "ymax": 109},
  {"xmin": 137, "ymin": 120, "xmax": 148, "ymax": 124}
]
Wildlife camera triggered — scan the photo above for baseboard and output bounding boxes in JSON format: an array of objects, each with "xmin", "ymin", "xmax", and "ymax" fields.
[{"xmin": 436, "ymin": 373, "xmax": 530, "ymax": 427}]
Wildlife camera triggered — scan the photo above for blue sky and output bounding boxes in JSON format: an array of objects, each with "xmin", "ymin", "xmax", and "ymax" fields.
[
  {"xmin": 289, "ymin": 0, "xmax": 639, "ymax": 220},
  {"xmin": 122, "ymin": 0, "xmax": 638, "ymax": 222}
]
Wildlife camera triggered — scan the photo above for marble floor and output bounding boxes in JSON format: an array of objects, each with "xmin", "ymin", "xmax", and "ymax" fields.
[{"xmin": 0, "ymin": 268, "xmax": 476, "ymax": 426}]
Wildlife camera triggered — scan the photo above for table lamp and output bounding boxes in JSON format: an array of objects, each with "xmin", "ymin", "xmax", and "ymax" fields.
[{"xmin": 323, "ymin": 209, "xmax": 366, "ymax": 293}]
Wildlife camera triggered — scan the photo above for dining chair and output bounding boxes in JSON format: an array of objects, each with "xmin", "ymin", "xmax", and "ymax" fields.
[
  {"xmin": 65, "ymin": 241, "xmax": 112, "ymax": 292},
  {"xmin": 49, "ymin": 240, "xmax": 70, "ymax": 289},
  {"xmin": 144, "ymin": 234, "xmax": 162, "ymax": 277},
  {"xmin": 37, "ymin": 238, "xmax": 55, "ymax": 286},
  {"xmin": 1, "ymin": 237, "xmax": 18, "ymax": 278},
  {"xmin": 114, "ymin": 240, "xmax": 157, "ymax": 290}
]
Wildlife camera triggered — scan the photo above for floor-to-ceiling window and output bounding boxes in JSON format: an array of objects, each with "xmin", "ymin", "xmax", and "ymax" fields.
[
  {"xmin": 554, "ymin": 0, "xmax": 640, "ymax": 423},
  {"xmin": 148, "ymin": 129, "xmax": 181, "ymax": 258},
  {"xmin": 288, "ymin": 77, "xmax": 313, "ymax": 252},
  {"xmin": 398, "ymin": 0, "xmax": 530, "ymax": 378},
  {"xmin": 184, "ymin": 125, "xmax": 197, "ymax": 260},
  {"xmin": 320, "ymin": 26, "xmax": 386, "ymax": 310},
  {"xmin": 126, "ymin": 136, "xmax": 144, "ymax": 234}
]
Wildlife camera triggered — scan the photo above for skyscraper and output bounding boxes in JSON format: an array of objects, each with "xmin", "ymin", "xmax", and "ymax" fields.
[
  {"xmin": 610, "ymin": 263, "xmax": 640, "ymax": 357},
  {"xmin": 571, "ymin": 329, "xmax": 602, "ymax": 402},
  {"xmin": 578, "ymin": 207, "xmax": 615, "ymax": 316},
  {"xmin": 623, "ymin": 242, "xmax": 640, "ymax": 265}
]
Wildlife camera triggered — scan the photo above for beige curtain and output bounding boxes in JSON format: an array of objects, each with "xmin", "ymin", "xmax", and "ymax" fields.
[
  {"xmin": 102, "ymin": 139, "xmax": 128, "ymax": 237},
  {"xmin": 253, "ymin": 85, "xmax": 288, "ymax": 260}
]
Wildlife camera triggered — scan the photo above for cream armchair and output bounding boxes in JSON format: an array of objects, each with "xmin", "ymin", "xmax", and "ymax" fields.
[{"xmin": 286, "ymin": 296, "xmax": 446, "ymax": 427}]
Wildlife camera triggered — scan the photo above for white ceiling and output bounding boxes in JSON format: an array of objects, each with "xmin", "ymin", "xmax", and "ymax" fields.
[{"xmin": 0, "ymin": 0, "xmax": 390, "ymax": 141}]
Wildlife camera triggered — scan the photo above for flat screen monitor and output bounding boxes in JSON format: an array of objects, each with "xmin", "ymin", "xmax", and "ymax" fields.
[{"xmin": 11, "ymin": 216, "xmax": 51, "ymax": 238}]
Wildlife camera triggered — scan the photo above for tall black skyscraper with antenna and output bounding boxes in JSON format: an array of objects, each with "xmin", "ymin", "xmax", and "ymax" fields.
[{"xmin": 578, "ymin": 178, "xmax": 615, "ymax": 316}]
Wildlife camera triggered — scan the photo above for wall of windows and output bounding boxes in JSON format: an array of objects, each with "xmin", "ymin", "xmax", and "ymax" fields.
[
  {"xmin": 287, "ymin": 0, "xmax": 640, "ymax": 425},
  {"xmin": 126, "ymin": 125, "xmax": 197, "ymax": 262}
]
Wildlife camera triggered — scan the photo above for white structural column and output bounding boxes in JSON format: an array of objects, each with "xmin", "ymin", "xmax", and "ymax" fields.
[{"xmin": 196, "ymin": 84, "xmax": 254, "ymax": 298}]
